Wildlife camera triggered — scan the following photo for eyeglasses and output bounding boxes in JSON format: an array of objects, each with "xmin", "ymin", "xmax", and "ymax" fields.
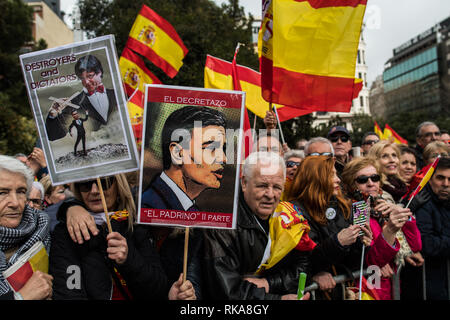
[
  {"xmin": 76, "ymin": 177, "xmax": 116, "ymax": 192},
  {"xmin": 362, "ymin": 140, "xmax": 379, "ymax": 146},
  {"xmin": 329, "ymin": 135, "xmax": 350, "ymax": 143},
  {"xmin": 286, "ymin": 161, "xmax": 301, "ymax": 168},
  {"xmin": 421, "ymin": 131, "xmax": 441, "ymax": 138},
  {"xmin": 355, "ymin": 174, "xmax": 381, "ymax": 184},
  {"xmin": 308, "ymin": 152, "xmax": 334, "ymax": 157},
  {"xmin": 27, "ymin": 198, "xmax": 43, "ymax": 207}
]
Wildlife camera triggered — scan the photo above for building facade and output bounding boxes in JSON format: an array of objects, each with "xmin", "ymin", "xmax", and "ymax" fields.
[
  {"xmin": 382, "ymin": 16, "xmax": 450, "ymax": 118},
  {"xmin": 25, "ymin": 1, "xmax": 74, "ymax": 49}
]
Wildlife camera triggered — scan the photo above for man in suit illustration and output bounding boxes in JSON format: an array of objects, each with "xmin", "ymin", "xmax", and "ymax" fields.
[
  {"xmin": 141, "ymin": 106, "xmax": 227, "ymax": 211},
  {"xmin": 45, "ymin": 54, "xmax": 117, "ymax": 141},
  {"xmin": 68, "ymin": 110, "xmax": 88, "ymax": 156}
]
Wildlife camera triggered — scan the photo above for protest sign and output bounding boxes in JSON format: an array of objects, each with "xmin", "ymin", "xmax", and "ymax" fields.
[
  {"xmin": 137, "ymin": 84, "xmax": 245, "ymax": 229},
  {"xmin": 19, "ymin": 35, "xmax": 139, "ymax": 185}
]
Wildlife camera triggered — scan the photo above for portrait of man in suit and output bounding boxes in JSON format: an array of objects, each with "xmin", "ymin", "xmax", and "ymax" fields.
[
  {"xmin": 141, "ymin": 106, "xmax": 227, "ymax": 211},
  {"xmin": 45, "ymin": 54, "xmax": 117, "ymax": 141},
  {"xmin": 68, "ymin": 110, "xmax": 88, "ymax": 156}
]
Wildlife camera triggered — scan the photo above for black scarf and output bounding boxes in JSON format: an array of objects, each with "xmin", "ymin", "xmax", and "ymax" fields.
[{"xmin": 382, "ymin": 176, "xmax": 408, "ymax": 202}]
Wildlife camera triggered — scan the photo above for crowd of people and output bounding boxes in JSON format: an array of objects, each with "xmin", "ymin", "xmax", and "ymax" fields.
[{"xmin": 0, "ymin": 113, "xmax": 449, "ymax": 301}]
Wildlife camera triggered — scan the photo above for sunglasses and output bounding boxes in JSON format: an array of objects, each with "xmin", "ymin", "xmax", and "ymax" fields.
[
  {"xmin": 76, "ymin": 177, "xmax": 116, "ymax": 192},
  {"xmin": 362, "ymin": 140, "xmax": 379, "ymax": 146},
  {"xmin": 329, "ymin": 135, "xmax": 349, "ymax": 143},
  {"xmin": 308, "ymin": 152, "xmax": 334, "ymax": 157},
  {"xmin": 286, "ymin": 161, "xmax": 301, "ymax": 168},
  {"xmin": 355, "ymin": 174, "xmax": 381, "ymax": 184}
]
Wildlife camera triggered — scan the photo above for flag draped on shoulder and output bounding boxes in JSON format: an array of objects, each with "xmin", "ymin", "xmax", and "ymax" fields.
[
  {"xmin": 256, "ymin": 201, "xmax": 316, "ymax": 274},
  {"xmin": 403, "ymin": 156, "xmax": 441, "ymax": 203},
  {"xmin": 384, "ymin": 124, "xmax": 408, "ymax": 145},
  {"xmin": 126, "ymin": 5, "xmax": 188, "ymax": 78},
  {"xmin": 259, "ymin": 0, "xmax": 366, "ymax": 112},
  {"xmin": 204, "ymin": 55, "xmax": 311, "ymax": 121}
]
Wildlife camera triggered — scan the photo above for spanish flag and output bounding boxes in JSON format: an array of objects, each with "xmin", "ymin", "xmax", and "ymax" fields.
[
  {"xmin": 125, "ymin": 5, "xmax": 188, "ymax": 78},
  {"xmin": 204, "ymin": 55, "xmax": 311, "ymax": 121},
  {"xmin": 3, "ymin": 241, "xmax": 48, "ymax": 292},
  {"xmin": 405, "ymin": 156, "xmax": 440, "ymax": 203},
  {"xmin": 256, "ymin": 201, "xmax": 315, "ymax": 274},
  {"xmin": 374, "ymin": 121, "xmax": 384, "ymax": 140},
  {"xmin": 120, "ymin": 47, "xmax": 161, "ymax": 97},
  {"xmin": 259, "ymin": 0, "xmax": 366, "ymax": 111},
  {"xmin": 383, "ymin": 124, "xmax": 408, "ymax": 145}
]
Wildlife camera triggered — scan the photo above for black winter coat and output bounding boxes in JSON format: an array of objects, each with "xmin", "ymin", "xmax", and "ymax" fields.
[
  {"xmin": 415, "ymin": 184, "xmax": 450, "ymax": 300},
  {"xmin": 49, "ymin": 216, "xmax": 168, "ymax": 300},
  {"xmin": 202, "ymin": 192, "xmax": 310, "ymax": 300},
  {"xmin": 291, "ymin": 199, "xmax": 363, "ymax": 300}
]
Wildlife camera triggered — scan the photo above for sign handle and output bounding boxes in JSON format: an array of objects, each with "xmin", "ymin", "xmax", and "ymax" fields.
[
  {"xmin": 96, "ymin": 177, "xmax": 113, "ymax": 234},
  {"xmin": 182, "ymin": 227, "xmax": 190, "ymax": 283}
]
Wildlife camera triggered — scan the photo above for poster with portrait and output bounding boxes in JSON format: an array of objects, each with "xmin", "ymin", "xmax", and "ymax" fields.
[
  {"xmin": 137, "ymin": 84, "xmax": 245, "ymax": 229},
  {"xmin": 19, "ymin": 35, "xmax": 139, "ymax": 185}
]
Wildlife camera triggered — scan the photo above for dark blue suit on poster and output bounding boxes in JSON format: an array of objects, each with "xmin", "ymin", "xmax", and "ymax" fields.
[{"xmin": 141, "ymin": 175, "xmax": 199, "ymax": 211}]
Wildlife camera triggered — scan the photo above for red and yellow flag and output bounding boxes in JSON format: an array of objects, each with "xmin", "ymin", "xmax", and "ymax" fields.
[
  {"xmin": 374, "ymin": 121, "xmax": 384, "ymax": 140},
  {"xmin": 259, "ymin": 0, "xmax": 366, "ymax": 112},
  {"xmin": 204, "ymin": 55, "xmax": 311, "ymax": 121},
  {"xmin": 256, "ymin": 201, "xmax": 315, "ymax": 274},
  {"xmin": 406, "ymin": 156, "xmax": 440, "ymax": 202},
  {"xmin": 125, "ymin": 5, "xmax": 188, "ymax": 78},
  {"xmin": 120, "ymin": 47, "xmax": 161, "ymax": 98},
  {"xmin": 383, "ymin": 123, "xmax": 408, "ymax": 145}
]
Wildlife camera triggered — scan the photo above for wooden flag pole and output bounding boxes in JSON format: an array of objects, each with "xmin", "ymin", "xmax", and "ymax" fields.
[
  {"xmin": 96, "ymin": 177, "xmax": 113, "ymax": 234},
  {"xmin": 182, "ymin": 226, "xmax": 190, "ymax": 283}
]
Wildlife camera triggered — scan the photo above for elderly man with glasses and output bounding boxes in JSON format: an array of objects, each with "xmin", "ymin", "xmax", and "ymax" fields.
[
  {"xmin": 415, "ymin": 121, "xmax": 441, "ymax": 170},
  {"xmin": 327, "ymin": 126, "xmax": 352, "ymax": 177},
  {"xmin": 360, "ymin": 132, "xmax": 380, "ymax": 156}
]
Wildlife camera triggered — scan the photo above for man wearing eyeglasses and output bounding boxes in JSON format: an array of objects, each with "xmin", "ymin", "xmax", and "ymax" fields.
[
  {"xmin": 415, "ymin": 121, "xmax": 441, "ymax": 170},
  {"xmin": 360, "ymin": 132, "xmax": 380, "ymax": 156},
  {"xmin": 327, "ymin": 126, "xmax": 352, "ymax": 176},
  {"xmin": 45, "ymin": 55, "xmax": 117, "ymax": 142}
]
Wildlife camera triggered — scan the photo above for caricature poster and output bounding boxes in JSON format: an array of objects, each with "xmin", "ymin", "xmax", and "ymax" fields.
[
  {"xmin": 137, "ymin": 85, "xmax": 245, "ymax": 229},
  {"xmin": 19, "ymin": 35, "xmax": 139, "ymax": 185}
]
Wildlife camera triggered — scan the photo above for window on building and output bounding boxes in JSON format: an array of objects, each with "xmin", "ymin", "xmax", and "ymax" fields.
[
  {"xmin": 360, "ymin": 96, "xmax": 364, "ymax": 107},
  {"xmin": 357, "ymin": 50, "xmax": 361, "ymax": 64}
]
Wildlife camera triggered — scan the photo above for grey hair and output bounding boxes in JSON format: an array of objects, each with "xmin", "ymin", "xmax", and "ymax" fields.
[
  {"xmin": 284, "ymin": 149, "xmax": 305, "ymax": 161},
  {"xmin": 31, "ymin": 181, "xmax": 45, "ymax": 200},
  {"xmin": 243, "ymin": 151, "xmax": 286, "ymax": 181},
  {"xmin": 0, "ymin": 155, "xmax": 34, "ymax": 195},
  {"xmin": 304, "ymin": 137, "xmax": 335, "ymax": 156},
  {"xmin": 416, "ymin": 121, "xmax": 438, "ymax": 137}
]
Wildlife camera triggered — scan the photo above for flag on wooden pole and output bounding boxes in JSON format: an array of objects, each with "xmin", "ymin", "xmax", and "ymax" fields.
[{"xmin": 259, "ymin": 0, "xmax": 366, "ymax": 112}]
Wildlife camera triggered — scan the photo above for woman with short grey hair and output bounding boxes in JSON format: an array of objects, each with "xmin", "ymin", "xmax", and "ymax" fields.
[{"xmin": 0, "ymin": 155, "xmax": 52, "ymax": 300}]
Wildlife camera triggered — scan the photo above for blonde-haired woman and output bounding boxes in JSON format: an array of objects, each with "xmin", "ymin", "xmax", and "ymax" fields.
[
  {"xmin": 368, "ymin": 141, "xmax": 408, "ymax": 202},
  {"xmin": 342, "ymin": 157, "xmax": 422, "ymax": 300}
]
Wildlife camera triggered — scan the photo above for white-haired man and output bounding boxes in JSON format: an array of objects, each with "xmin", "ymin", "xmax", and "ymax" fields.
[{"xmin": 202, "ymin": 152, "xmax": 310, "ymax": 300}]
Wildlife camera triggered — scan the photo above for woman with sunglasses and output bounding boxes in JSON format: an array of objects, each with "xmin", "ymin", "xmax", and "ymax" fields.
[
  {"xmin": 368, "ymin": 141, "xmax": 408, "ymax": 203},
  {"xmin": 341, "ymin": 157, "xmax": 422, "ymax": 300},
  {"xmin": 49, "ymin": 174, "xmax": 195, "ymax": 300},
  {"xmin": 286, "ymin": 156, "xmax": 372, "ymax": 300}
]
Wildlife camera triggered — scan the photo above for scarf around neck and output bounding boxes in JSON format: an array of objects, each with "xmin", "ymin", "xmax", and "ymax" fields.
[{"xmin": 0, "ymin": 206, "xmax": 50, "ymax": 295}]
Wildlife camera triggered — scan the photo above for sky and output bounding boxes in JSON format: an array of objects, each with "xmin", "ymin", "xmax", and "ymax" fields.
[{"xmin": 60, "ymin": 0, "xmax": 450, "ymax": 87}]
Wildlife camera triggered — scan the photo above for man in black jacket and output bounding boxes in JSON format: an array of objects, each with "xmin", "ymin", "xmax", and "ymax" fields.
[
  {"xmin": 202, "ymin": 151, "xmax": 310, "ymax": 300},
  {"xmin": 415, "ymin": 157, "xmax": 450, "ymax": 300},
  {"xmin": 68, "ymin": 110, "xmax": 88, "ymax": 156},
  {"xmin": 45, "ymin": 54, "xmax": 117, "ymax": 141}
]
